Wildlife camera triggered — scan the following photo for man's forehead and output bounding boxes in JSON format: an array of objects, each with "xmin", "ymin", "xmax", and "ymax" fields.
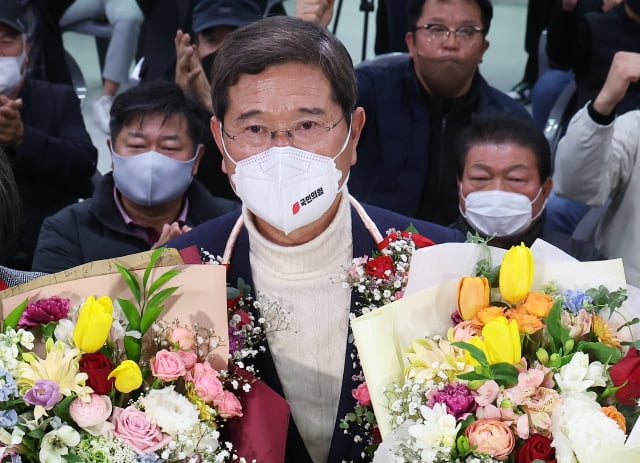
[{"xmin": 422, "ymin": 0, "xmax": 483, "ymax": 18}]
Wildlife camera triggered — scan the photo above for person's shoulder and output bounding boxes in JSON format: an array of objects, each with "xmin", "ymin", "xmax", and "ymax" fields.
[
  {"xmin": 356, "ymin": 53, "xmax": 412, "ymax": 82},
  {"xmin": 540, "ymin": 227, "xmax": 604, "ymax": 261},
  {"xmin": 166, "ymin": 209, "xmax": 242, "ymax": 251},
  {"xmin": 28, "ymin": 78, "xmax": 76, "ymax": 96},
  {"xmin": 361, "ymin": 202, "xmax": 465, "ymax": 244},
  {"xmin": 187, "ymin": 180, "xmax": 240, "ymax": 217}
]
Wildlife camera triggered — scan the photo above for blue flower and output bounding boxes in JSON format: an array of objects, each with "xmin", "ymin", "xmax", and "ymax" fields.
[
  {"xmin": 136, "ymin": 454, "xmax": 164, "ymax": 463},
  {"xmin": 561, "ymin": 289, "xmax": 593, "ymax": 313},
  {"xmin": 0, "ymin": 409, "xmax": 18, "ymax": 427},
  {"xmin": 0, "ymin": 368, "xmax": 18, "ymax": 401}
]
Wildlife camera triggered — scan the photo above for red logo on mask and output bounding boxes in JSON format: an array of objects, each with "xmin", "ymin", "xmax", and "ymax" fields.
[{"xmin": 292, "ymin": 202, "xmax": 301, "ymax": 215}]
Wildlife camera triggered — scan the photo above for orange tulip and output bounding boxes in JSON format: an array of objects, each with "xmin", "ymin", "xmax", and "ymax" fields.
[
  {"xmin": 506, "ymin": 307, "xmax": 544, "ymax": 334},
  {"xmin": 457, "ymin": 276, "xmax": 490, "ymax": 321},
  {"xmin": 472, "ymin": 306, "xmax": 506, "ymax": 328}
]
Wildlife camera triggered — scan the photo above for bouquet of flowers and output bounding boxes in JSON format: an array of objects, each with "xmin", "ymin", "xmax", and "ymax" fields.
[
  {"xmin": 0, "ymin": 249, "xmax": 268, "ymax": 463},
  {"xmin": 338, "ymin": 228, "xmax": 434, "ymax": 455},
  {"xmin": 352, "ymin": 240, "xmax": 640, "ymax": 463}
]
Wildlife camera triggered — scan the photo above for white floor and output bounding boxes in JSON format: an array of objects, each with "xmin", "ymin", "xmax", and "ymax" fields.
[{"xmin": 62, "ymin": 0, "xmax": 528, "ymax": 174}]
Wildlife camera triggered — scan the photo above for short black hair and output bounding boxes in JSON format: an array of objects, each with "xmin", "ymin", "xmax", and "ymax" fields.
[
  {"xmin": 109, "ymin": 81, "xmax": 203, "ymax": 145},
  {"xmin": 454, "ymin": 113, "xmax": 551, "ymax": 182},
  {"xmin": 407, "ymin": 0, "xmax": 493, "ymax": 35},
  {"xmin": 210, "ymin": 16, "xmax": 357, "ymax": 122}
]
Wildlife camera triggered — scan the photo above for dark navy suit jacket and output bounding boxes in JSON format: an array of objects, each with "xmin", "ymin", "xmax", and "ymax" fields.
[{"xmin": 167, "ymin": 201, "xmax": 464, "ymax": 462}]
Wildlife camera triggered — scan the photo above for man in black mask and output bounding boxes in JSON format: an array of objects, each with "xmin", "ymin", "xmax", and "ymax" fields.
[
  {"xmin": 349, "ymin": 0, "xmax": 531, "ymax": 226},
  {"xmin": 174, "ymin": 0, "xmax": 263, "ymax": 200}
]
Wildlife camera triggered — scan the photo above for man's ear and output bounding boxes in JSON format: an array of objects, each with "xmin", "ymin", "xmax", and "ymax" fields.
[
  {"xmin": 479, "ymin": 39, "xmax": 490, "ymax": 63},
  {"xmin": 106, "ymin": 138, "xmax": 114, "ymax": 170},
  {"xmin": 192, "ymin": 143, "xmax": 204, "ymax": 175},
  {"xmin": 541, "ymin": 176, "xmax": 553, "ymax": 200},
  {"xmin": 405, "ymin": 31, "xmax": 417, "ymax": 59},
  {"xmin": 349, "ymin": 107, "xmax": 366, "ymax": 166},
  {"xmin": 211, "ymin": 115, "xmax": 228, "ymax": 174}
]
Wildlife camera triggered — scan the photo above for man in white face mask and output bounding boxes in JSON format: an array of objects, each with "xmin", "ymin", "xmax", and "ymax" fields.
[
  {"xmin": 454, "ymin": 113, "xmax": 601, "ymax": 261},
  {"xmin": 31, "ymin": 81, "xmax": 239, "ymax": 273},
  {"xmin": 166, "ymin": 16, "xmax": 464, "ymax": 462},
  {"xmin": 0, "ymin": 1, "xmax": 97, "ymax": 271}
]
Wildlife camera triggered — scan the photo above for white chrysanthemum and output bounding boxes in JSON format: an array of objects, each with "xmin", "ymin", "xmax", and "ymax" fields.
[
  {"xmin": 550, "ymin": 394, "xmax": 626, "ymax": 463},
  {"xmin": 407, "ymin": 403, "xmax": 459, "ymax": 454},
  {"xmin": 140, "ymin": 386, "xmax": 200, "ymax": 436},
  {"xmin": 554, "ymin": 352, "xmax": 606, "ymax": 397}
]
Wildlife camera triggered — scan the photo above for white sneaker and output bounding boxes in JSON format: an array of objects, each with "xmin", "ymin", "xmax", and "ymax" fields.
[{"xmin": 93, "ymin": 94, "xmax": 114, "ymax": 134}]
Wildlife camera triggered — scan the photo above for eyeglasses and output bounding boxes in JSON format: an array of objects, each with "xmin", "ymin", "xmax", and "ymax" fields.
[
  {"xmin": 222, "ymin": 116, "xmax": 345, "ymax": 154},
  {"xmin": 415, "ymin": 23, "xmax": 484, "ymax": 43}
]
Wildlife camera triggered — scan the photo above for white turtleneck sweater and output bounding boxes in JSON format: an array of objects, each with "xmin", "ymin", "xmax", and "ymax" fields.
[{"xmin": 243, "ymin": 191, "xmax": 353, "ymax": 463}]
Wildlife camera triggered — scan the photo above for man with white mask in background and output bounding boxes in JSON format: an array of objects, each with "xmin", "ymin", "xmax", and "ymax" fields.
[
  {"xmin": 0, "ymin": 0, "xmax": 97, "ymax": 271},
  {"xmin": 454, "ymin": 113, "xmax": 601, "ymax": 261},
  {"xmin": 32, "ymin": 81, "xmax": 238, "ymax": 273},
  {"xmin": 167, "ymin": 16, "xmax": 464, "ymax": 462}
]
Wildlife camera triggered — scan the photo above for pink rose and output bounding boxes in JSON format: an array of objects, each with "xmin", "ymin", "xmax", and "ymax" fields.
[
  {"xmin": 168, "ymin": 326, "xmax": 195, "ymax": 350},
  {"xmin": 352, "ymin": 383, "xmax": 372, "ymax": 406},
  {"xmin": 465, "ymin": 419, "xmax": 515, "ymax": 460},
  {"xmin": 150, "ymin": 350, "xmax": 186, "ymax": 382},
  {"xmin": 215, "ymin": 390, "xmax": 243, "ymax": 418},
  {"xmin": 190, "ymin": 362, "xmax": 224, "ymax": 404},
  {"xmin": 177, "ymin": 350, "xmax": 197, "ymax": 370},
  {"xmin": 449, "ymin": 320, "xmax": 481, "ymax": 342},
  {"xmin": 111, "ymin": 406, "xmax": 171, "ymax": 455},
  {"xmin": 69, "ymin": 393, "xmax": 113, "ymax": 435}
]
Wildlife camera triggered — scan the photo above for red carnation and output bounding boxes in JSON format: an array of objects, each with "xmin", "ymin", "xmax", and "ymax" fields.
[
  {"xmin": 79, "ymin": 352, "xmax": 115, "ymax": 395},
  {"xmin": 376, "ymin": 231, "xmax": 435, "ymax": 251}
]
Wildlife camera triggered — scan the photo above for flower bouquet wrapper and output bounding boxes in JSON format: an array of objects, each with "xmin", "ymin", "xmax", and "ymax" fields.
[
  {"xmin": 0, "ymin": 248, "xmax": 230, "ymax": 369},
  {"xmin": 352, "ymin": 240, "xmax": 640, "ymax": 439},
  {"xmin": 227, "ymin": 368, "xmax": 290, "ymax": 463}
]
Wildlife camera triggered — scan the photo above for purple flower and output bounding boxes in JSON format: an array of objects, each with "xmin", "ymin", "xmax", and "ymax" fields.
[
  {"xmin": 228, "ymin": 327, "xmax": 245, "ymax": 355},
  {"xmin": 23, "ymin": 379, "xmax": 62, "ymax": 409},
  {"xmin": 18, "ymin": 297, "xmax": 71, "ymax": 328},
  {"xmin": 561, "ymin": 289, "xmax": 592, "ymax": 313},
  {"xmin": 427, "ymin": 382, "xmax": 476, "ymax": 420}
]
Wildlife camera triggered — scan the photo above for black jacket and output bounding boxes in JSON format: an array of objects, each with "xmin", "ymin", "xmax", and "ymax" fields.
[
  {"xmin": 349, "ymin": 54, "xmax": 532, "ymax": 225},
  {"xmin": 166, "ymin": 202, "xmax": 464, "ymax": 462},
  {"xmin": 32, "ymin": 173, "xmax": 239, "ymax": 273},
  {"xmin": 0, "ymin": 77, "xmax": 97, "ymax": 270}
]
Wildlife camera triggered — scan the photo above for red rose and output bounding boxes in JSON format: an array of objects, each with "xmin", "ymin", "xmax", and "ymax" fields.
[
  {"xmin": 610, "ymin": 348, "xmax": 640, "ymax": 406},
  {"xmin": 515, "ymin": 434, "xmax": 556, "ymax": 463},
  {"xmin": 376, "ymin": 231, "xmax": 435, "ymax": 251},
  {"xmin": 364, "ymin": 255, "xmax": 395, "ymax": 279},
  {"xmin": 79, "ymin": 352, "xmax": 115, "ymax": 395}
]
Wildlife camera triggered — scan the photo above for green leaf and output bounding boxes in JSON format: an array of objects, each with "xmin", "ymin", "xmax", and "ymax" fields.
[
  {"xmin": 489, "ymin": 362, "xmax": 520, "ymax": 386},
  {"xmin": 53, "ymin": 394, "xmax": 75, "ymax": 423},
  {"xmin": 63, "ymin": 454, "xmax": 83, "ymax": 463},
  {"xmin": 148, "ymin": 269, "xmax": 182, "ymax": 296},
  {"xmin": 116, "ymin": 263, "xmax": 141, "ymax": 304},
  {"xmin": 124, "ymin": 335, "xmax": 142, "ymax": 363},
  {"xmin": 140, "ymin": 305, "xmax": 165, "ymax": 334},
  {"xmin": 453, "ymin": 341, "xmax": 489, "ymax": 366},
  {"xmin": 405, "ymin": 223, "xmax": 419, "ymax": 234},
  {"xmin": 40, "ymin": 321, "xmax": 58, "ymax": 339},
  {"xmin": 617, "ymin": 317, "xmax": 640, "ymax": 332},
  {"xmin": 117, "ymin": 298, "xmax": 141, "ymax": 330},
  {"xmin": 27, "ymin": 428, "xmax": 45, "ymax": 439},
  {"xmin": 3, "ymin": 298, "xmax": 28, "ymax": 331},
  {"xmin": 545, "ymin": 300, "xmax": 569, "ymax": 353},
  {"xmin": 143, "ymin": 247, "xmax": 166, "ymax": 289},
  {"xmin": 147, "ymin": 286, "xmax": 180, "ymax": 311},
  {"xmin": 577, "ymin": 341, "xmax": 622, "ymax": 364},
  {"xmin": 457, "ymin": 370, "xmax": 490, "ymax": 382},
  {"xmin": 622, "ymin": 340, "xmax": 640, "ymax": 349}
]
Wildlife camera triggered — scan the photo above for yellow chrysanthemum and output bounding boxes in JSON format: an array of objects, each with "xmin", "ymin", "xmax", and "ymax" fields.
[
  {"xmin": 15, "ymin": 338, "xmax": 91, "ymax": 399},
  {"xmin": 404, "ymin": 337, "xmax": 473, "ymax": 383},
  {"xmin": 592, "ymin": 315, "xmax": 622, "ymax": 349}
]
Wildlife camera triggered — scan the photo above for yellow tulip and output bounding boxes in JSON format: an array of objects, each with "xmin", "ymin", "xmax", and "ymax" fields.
[
  {"xmin": 467, "ymin": 316, "xmax": 522, "ymax": 365},
  {"xmin": 73, "ymin": 296, "xmax": 113, "ymax": 353},
  {"xmin": 108, "ymin": 360, "xmax": 143, "ymax": 393},
  {"xmin": 457, "ymin": 276, "xmax": 490, "ymax": 321},
  {"xmin": 499, "ymin": 243, "xmax": 534, "ymax": 305}
]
